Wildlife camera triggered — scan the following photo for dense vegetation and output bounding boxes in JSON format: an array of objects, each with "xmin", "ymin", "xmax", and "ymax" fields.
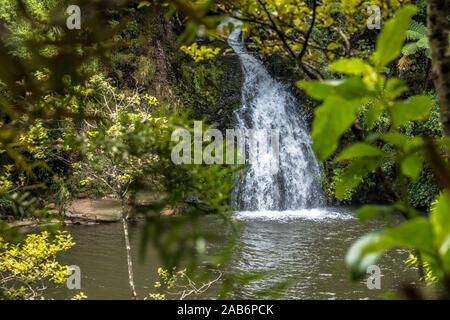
[{"xmin": 0, "ymin": 0, "xmax": 449, "ymax": 300}]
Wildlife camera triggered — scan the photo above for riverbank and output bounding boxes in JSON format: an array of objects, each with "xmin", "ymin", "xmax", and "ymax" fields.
[{"xmin": 6, "ymin": 197, "xmax": 179, "ymax": 228}]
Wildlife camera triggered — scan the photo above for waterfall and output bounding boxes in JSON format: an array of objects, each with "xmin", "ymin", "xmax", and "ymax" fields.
[{"xmin": 229, "ymin": 29, "xmax": 324, "ymax": 211}]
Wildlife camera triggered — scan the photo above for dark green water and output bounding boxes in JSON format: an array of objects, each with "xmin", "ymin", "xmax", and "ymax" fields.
[{"xmin": 47, "ymin": 207, "xmax": 419, "ymax": 300}]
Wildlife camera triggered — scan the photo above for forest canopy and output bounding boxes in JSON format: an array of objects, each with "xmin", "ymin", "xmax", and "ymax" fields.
[{"xmin": 0, "ymin": 0, "xmax": 450, "ymax": 300}]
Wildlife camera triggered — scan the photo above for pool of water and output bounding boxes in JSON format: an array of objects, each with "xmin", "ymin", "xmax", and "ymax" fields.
[{"xmin": 47, "ymin": 207, "xmax": 419, "ymax": 300}]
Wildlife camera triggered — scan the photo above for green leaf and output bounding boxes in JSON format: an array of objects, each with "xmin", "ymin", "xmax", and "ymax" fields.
[
  {"xmin": 363, "ymin": 218, "xmax": 434, "ymax": 254},
  {"xmin": 357, "ymin": 205, "xmax": 395, "ymax": 224},
  {"xmin": 297, "ymin": 77, "xmax": 370, "ymax": 101},
  {"xmin": 346, "ymin": 231, "xmax": 384, "ymax": 280},
  {"xmin": 404, "ymin": 136, "xmax": 425, "ymax": 153},
  {"xmin": 335, "ymin": 142, "xmax": 385, "ymax": 162},
  {"xmin": 401, "ymin": 42, "xmax": 420, "ymax": 55},
  {"xmin": 390, "ymin": 95, "xmax": 434, "ymax": 128},
  {"xmin": 138, "ymin": 1, "xmax": 151, "ymax": 8},
  {"xmin": 385, "ymin": 78, "xmax": 408, "ymax": 100},
  {"xmin": 401, "ymin": 153, "xmax": 422, "ymax": 180},
  {"xmin": 329, "ymin": 58, "xmax": 373, "ymax": 76},
  {"xmin": 347, "ymin": 217, "xmax": 434, "ymax": 280},
  {"xmin": 311, "ymin": 96, "xmax": 361, "ymax": 160},
  {"xmin": 430, "ymin": 192, "xmax": 450, "ymax": 250},
  {"xmin": 416, "ymin": 37, "xmax": 429, "ymax": 49},
  {"xmin": 372, "ymin": 5, "xmax": 418, "ymax": 69},
  {"xmin": 335, "ymin": 158, "xmax": 382, "ymax": 200},
  {"xmin": 382, "ymin": 132, "xmax": 408, "ymax": 148},
  {"xmin": 439, "ymin": 236, "xmax": 450, "ymax": 271},
  {"xmin": 297, "ymin": 80, "xmax": 329, "ymax": 100},
  {"xmin": 365, "ymin": 101, "xmax": 385, "ymax": 129},
  {"xmin": 438, "ymin": 137, "xmax": 450, "ymax": 150}
]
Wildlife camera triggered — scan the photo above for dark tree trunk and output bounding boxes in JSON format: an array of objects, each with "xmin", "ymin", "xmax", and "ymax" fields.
[
  {"xmin": 427, "ymin": 0, "xmax": 450, "ymax": 136},
  {"xmin": 424, "ymin": 58, "xmax": 432, "ymax": 91}
]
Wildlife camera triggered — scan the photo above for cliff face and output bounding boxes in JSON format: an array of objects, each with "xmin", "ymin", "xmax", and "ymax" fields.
[
  {"xmin": 211, "ymin": 51, "xmax": 243, "ymax": 130},
  {"xmin": 175, "ymin": 40, "xmax": 243, "ymax": 130},
  {"xmin": 107, "ymin": 9, "xmax": 243, "ymax": 130},
  {"xmin": 106, "ymin": 10, "xmax": 180, "ymax": 103},
  {"xmin": 97, "ymin": 10, "xmax": 243, "ymax": 211}
]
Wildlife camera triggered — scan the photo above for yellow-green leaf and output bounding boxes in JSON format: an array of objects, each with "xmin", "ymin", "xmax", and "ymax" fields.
[
  {"xmin": 390, "ymin": 95, "xmax": 433, "ymax": 128},
  {"xmin": 312, "ymin": 96, "xmax": 361, "ymax": 160},
  {"xmin": 335, "ymin": 142, "xmax": 385, "ymax": 162},
  {"xmin": 401, "ymin": 153, "xmax": 422, "ymax": 180}
]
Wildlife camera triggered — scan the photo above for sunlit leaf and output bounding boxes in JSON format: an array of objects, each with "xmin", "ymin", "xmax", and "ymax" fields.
[
  {"xmin": 335, "ymin": 158, "xmax": 382, "ymax": 200},
  {"xmin": 297, "ymin": 77, "xmax": 370, "ymax": 101},
  {"xmin": 365, "ymin": 101, "xmax": 385, "ymax": 130},
  {"xmin": 357, "ymin": 205, "xmax": 395, "ymax": 224},
  {"xmin": 335, "ymin": 142, "xmax": 385, "ymax": 162},
  {"xmin": 346, "ymin": 231, "xmax": 383, "ymax": 280},
  {"xmin": 384, "ymin": 78, "xmax": 408, "ymax": 100},
  {"xmin": 329, "ymin": 58, "xmax": 373, "ymax": 76},
  {"xmin": 430, "ymin": 192, "xmax": 450, "ymax": 269},
  {"xmin": 347, "ymin": 218, "xmax": 434, "ymax": 280},
  {"xmin": 138, "ymin": 1, "xmax": 151, "ymax": 8},
  {"xmin": 311, "ymin": 96, "xmax": 362, "ymax": 160},
  {"xmin": 401, "ymin": 153, "xmax": 422, "ymax": 180},
  {"xmin": 390, "ymin": 95, "xmax": 434, "ymax": 128},
  {"xmin": 382, "ymin": 132, "xmax": 409, "ymax": 148}
]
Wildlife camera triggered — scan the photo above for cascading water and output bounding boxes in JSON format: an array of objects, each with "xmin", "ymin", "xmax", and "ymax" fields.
[{"xmin": 229, "ymin": 29, "xmax": 324, "ymax": 212}]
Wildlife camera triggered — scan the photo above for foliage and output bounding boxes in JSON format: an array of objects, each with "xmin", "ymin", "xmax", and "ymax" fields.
[
  {"xmin": 176, "ymin": 37, "xmax": 241, "ymax": 130},
  {"xmin": 148, "ymin": 266, "xmax": 222, "ymax": 300},
  {"xmin": 398, "ymin": 19, "xmax": 449, "ymax": 71},
  {"xmin": 326, "ymin": 167, "xmax": 353, "ymax": 203},
  {"xmin": 0, "ymin": 0, "xmax": 223, "ymax": 197},
  {"xmin": 1, "ymin": 0, "xmax": 445, "ymax": 301},
  {"xmin": 177, "ymin": 59, "xmax": 223, "ymax": 121},
  {"xmin": 0, "ymin": 231, "xmax": 85, "ymax": 299},
  {"xmin": 72, "ymin": 76, "xmax": 166, "ymax": 202},
  {"xmin": 0, "ymin": 0, "xmax": 241, "ymax": 300},
  {"xmin": 217, "ymin": 0, "xmax": 410, "ymax": 79},
  {"xmin": 405, "ymin": 252, "xmax": 437, "ymax": 284},
  {"xmin": 398, "ymin": 19, "xmax": 430, "ymax": 70},
  {"xmin": 299, "ymin": 5, "xmax": 450, "ymax": 297},
  {"xmin": 180, "ymin": 42, "xmax": 222, "ymax": 63},
  {"xmin": 0, "ymin": 164, "xmax": 25, "ymax": 193},
  {"xmin": 407, "ymin": 168, "xmax": 440, "ymax": 209},
  {"xmin": 0, "ymin": 0, "xmax": 131, "ymax": 222},
  {"xmin": 403, "ymin": 20, "xmax": 431, "ymax": 56}
]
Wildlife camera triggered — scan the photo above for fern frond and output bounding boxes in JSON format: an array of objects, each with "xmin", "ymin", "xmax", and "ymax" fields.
[
  {"xmin": 406, "ymin": 30, "xmax": 424, "ymax": 41},
  {"xmin": 416, "ymin": 37, "xmax": 430, "ymax": 49},
  {"xmin": 401, "ymin": 42, "xmax": 420, "ymax": 55},
  {"xmin": 408, "ymin": 20, "xmax": 428, "ymax": 36}
]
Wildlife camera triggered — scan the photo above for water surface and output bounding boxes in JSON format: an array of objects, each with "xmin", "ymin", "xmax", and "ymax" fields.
[{"xmin": 48, "ymin": 207, "xmax": 418, "ymax": 300}]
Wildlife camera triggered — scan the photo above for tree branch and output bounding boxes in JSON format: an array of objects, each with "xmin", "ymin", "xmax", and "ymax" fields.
[
  {"xmin": 257, "ymin": 0, "xmax": 298, "ymax": 61},
  {"xmin": 297, "ymin": 0, "xmax": 317, "ymax": 62}
]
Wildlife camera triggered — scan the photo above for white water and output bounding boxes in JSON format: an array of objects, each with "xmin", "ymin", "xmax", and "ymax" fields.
[
  {"xmin": 229, "ymin": 30, "xmax": 326, "ymax": 215},
  {"xmin": 235, "ymin": 209, "xmax": 353, "ymax": 222}
]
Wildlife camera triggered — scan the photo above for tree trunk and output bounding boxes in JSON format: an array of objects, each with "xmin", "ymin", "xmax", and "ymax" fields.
[
  {"xmin": 424, "ymin": 58, "xmax": 432, "ymax": 91},
  {"xmin": 427, "ymin": 0, "xmax": 450, "ymax": 136},
  {"xmin": 121, "ymin": 201, "xmax": 137, "ymax": 300}
]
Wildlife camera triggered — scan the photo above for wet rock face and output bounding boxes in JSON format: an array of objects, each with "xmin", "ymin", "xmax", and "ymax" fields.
[{"xmin": 213, "ymin": 54, "xmax": 243, "ymax": 131}]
